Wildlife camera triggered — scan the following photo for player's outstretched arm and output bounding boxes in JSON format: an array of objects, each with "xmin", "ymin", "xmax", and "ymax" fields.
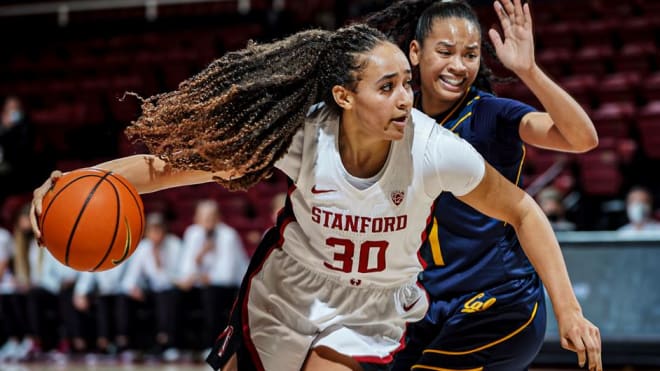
[
  {"xmin": 29, "ymin": 154, "xmax": 238, "ymax": 239},
  {"xmin": 488, "ymin": 0, "xmax": 598, "ymax": 153},
  {"xmin": 458, "ymin": 163, "xmax": 602, "ymax": 371}
]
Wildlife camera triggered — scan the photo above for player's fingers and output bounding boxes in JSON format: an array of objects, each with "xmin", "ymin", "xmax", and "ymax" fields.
[
  {"xmin": 493, "ymin": 1, "xmax": 509, "ymax": 23},
  {"xmin": 493, "ymin": 1, "xmax": 512, "ymax": 37},
  {"xmin": 583, "ymin": 336, "xmax": 597, "ymax": 370},
  {"xmin": 573, "ymin": 335, "xmax": 587, "ymax": 368},
  {"xmin": 587, "ymin": 326, "xmax": 602, "ymax": 371},
  {"xmin": 511, "ymin": 0, "xmax": 524, "ymax": 25},
  {"xmin": 488, "ymin": 28, "xmax": 504, "ymax": 50},
  {"xmin": 523, "ymin": 2, "xmax": 533, "ymax": 31},
  {"xmin": 561, "ymin": 334, "xmax": 586, "ymax": 368},
  {"xmin": 29, "ymin": 200, "xmax": 42, "ymax": 242},
  {"xmin": 500, "ymin": 0, "xmax": 516, "ymax": 19},
  {"xmin": 50, "ymin": 170, "xmax": 63, "ymax": 181}
]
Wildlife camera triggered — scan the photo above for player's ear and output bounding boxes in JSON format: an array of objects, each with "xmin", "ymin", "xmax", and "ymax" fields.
[
  {"xmin": 409, "ymin": 40, "xmax": 421, "ymax": 67},
  {"xmin": 332, "ymin": 85, "xmax": 353, "ymax": 110}
]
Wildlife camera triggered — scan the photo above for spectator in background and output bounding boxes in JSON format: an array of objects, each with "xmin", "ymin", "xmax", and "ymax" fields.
[
  {"xmin": 120, "ymin": 212, "xmax": 183, "ymax": 362},
  {"xmin": 618, "ymin": 186, "xmax": 660, "ymax": 234},
  {"xmin": 73, "ymin": 264, "xmax": 131, "ymax": 359},
  {"xmin": 0, "ymin": 96, "xmax": 34, "ymax": 202},
  {"xmin": 537, "ymin": 186, "xmax": 576, "ymax": 232},
  {"xmin": 2, "ymin": 204, "xmax": 38, "ymax": 361},
  {"xmin": 0, "ymin": 223, "xmax": 21, "ymax": 362},
  {"xmin": 179, "ymin": 200, "xmax": 248, "ymax": 358},
  {"xmin": 10, "ymin": 203, "xmax": 81, "ymax": 360}
]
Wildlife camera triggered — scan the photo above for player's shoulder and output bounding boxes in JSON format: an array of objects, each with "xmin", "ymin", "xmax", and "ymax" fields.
[
  {"xmin": 473, "ymin": 90, "xmax": 534, "ymax": 113},
  {"xmin": 411, "ymin": 108, "xmax": 462, "ymax": 143}
]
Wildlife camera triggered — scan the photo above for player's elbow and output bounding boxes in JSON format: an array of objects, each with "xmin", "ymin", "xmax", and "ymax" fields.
[{"xmin": 573, "ymin": 133, "xmax": 599, "ymax": 153}]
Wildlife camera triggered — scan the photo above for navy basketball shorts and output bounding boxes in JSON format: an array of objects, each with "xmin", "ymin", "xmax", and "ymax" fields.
[{"xmin": 392, "ymin": 274, "xmax": 546, "ymax": 371}]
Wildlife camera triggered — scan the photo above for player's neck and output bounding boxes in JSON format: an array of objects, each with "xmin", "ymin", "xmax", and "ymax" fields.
[{"xmin": 338, "ymin": 123, "xmax": 390, "ymax": 178}]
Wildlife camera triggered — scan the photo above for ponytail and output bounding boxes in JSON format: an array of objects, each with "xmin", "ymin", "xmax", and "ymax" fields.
[
  {"xmin": 126, "ymin": 24, "xmax": 389, "ymax": 190},
  {"xmin": 126, "ymin": 30, "xmax": 331, "ymax": 190}
]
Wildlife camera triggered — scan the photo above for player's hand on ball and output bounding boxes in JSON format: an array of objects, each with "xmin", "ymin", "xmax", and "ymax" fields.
[
  {"xmin": 30, "ymin": 170, "xmax": 63, "ymax": 241},
  {"xmin": 558, "ymin": 311, "xmax": 602, "ymax": 371}
]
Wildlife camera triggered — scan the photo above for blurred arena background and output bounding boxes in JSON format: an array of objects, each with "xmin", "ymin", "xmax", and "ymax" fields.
[{"xmin": 0, "ymin": 0, "xmax": 659, "ymax": 369}]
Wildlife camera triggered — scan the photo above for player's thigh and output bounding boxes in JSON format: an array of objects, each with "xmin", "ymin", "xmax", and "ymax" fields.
[{"xmin": 303, "ymin": 346, "xmax": 362, "ymax": 371}]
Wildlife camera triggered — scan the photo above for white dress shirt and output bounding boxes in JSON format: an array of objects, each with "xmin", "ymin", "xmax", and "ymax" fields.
[
  {"xmin": 121, "ymin": 234, "xmax": 183, "ymax": 292},
  {"xmin": 180, "ymin": 223, "xmax": 248, "ymax": 287}
]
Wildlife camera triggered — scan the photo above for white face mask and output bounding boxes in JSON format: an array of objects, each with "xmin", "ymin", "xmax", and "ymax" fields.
[
  {"xmin": 8, "ymin": 110, "xmax": 23, "ymax": 124},
  {"xmin": 627, "ymin": 202, "xmax": 650, "ymax": 224}
]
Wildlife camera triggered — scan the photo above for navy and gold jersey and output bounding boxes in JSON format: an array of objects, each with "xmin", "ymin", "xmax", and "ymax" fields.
[{"xmin": 418, "ymin": 87, "xmax": 537, "ymax": 299}]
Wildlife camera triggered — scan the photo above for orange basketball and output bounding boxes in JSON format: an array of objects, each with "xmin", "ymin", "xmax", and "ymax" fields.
[{"xmin": 39, "ymin": 168, "xmax": 145, "ymax": 272}]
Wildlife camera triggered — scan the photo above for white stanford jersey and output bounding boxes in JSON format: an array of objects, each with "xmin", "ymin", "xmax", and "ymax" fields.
[{"xmin": 276, "ymin": 106, "xmax": 485, "ymax": 287}]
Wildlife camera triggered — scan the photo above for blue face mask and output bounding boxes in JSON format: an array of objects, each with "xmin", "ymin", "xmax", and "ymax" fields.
[
  {"xmin": 627, "ymin": 202, "xmax": 650, "ymax": 224},
  {"xmin": 8, "ymin": 110, "xmax": 23, "ymax": 124}
]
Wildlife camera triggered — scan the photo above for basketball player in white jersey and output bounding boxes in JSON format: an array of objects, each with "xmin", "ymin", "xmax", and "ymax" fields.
[{"xmin": 29, "ymin": 24, "xmax": 596, "ymax": 370}]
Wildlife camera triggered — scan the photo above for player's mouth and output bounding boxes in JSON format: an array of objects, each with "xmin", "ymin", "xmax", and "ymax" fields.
[
  {"xmin": 439, "ymin": 75, "xmax": 466, "ymax": 92},
  {"xmin": 390, "ymin": 114, "xmax": 409, "ymax": 129}
]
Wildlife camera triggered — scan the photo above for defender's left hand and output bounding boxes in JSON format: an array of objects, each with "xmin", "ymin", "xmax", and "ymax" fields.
[{"xmin": 488, "ymin": 0, "xmax": 535, "ymax": 74}]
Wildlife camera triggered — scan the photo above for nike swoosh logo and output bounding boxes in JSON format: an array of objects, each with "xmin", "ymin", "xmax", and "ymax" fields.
[
  {"xmin": 311, "ymin": 185, "xmax": 335, "ymax": 194},
  {"xmin": 112, "ymin": 218, "xmax": 132, "ymax": 265},
  {"xmin": 403, "ymin": 297, "xmax": 421, "ymax": 312}
]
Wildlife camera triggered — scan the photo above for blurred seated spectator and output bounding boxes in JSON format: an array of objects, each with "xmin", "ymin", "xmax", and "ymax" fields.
[
  {"xmin": 618, "ymin": 186, "xmax": 660, "ymax": 234},
  {"xmin": 9, "ymin": 203, "xmax": 80, "ymax": 360},
  {"xmin": 179, "ymin": 200, "xmax": 248, "ymax": 359},
  {"xmin": 120, "ymin": 212, "xmax": 183, "ymax": 362},
  {"xmin": 0, "ymin": 223, "xmax": 21, "ymax": 362},
  {"xmin": 536, "ymin": 186, "xmax": 576, "ymax": 232},
  {"xmin": 0, "ymin": 96, "xmax": 34, "ymax": 203},
  {"xmin": 73, "ymin": 264, "xmax": 131, "ymax": 358}
]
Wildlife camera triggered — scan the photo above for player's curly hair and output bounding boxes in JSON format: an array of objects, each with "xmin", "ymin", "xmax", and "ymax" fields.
[
  {"xmin": 125, "ymin": 24, "xmax": 389, "ymax": 190},
  {"xmin": 363, "ymin": 0, "xmax": 503, "ymax": 93}
]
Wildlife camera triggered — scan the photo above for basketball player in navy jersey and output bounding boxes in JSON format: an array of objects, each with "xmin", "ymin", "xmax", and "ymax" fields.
[
  {"xmin": 30, "ymin": 22, "xmax": 599, "ymax": 371},
  {"xmin": 366, "ymin": 0, "xmax": 601, "ymax": 370}
]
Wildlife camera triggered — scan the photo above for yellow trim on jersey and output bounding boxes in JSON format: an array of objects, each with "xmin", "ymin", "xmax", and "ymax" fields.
[
  {"xmin": 429, "ymin": 216, "xmax": 445, "ymax": 266},
  {"xmin": 412, "ymin": 366, "xmax": 484, "ymax": 371},
  {"xmin": 449, "ymin": 112, "xmax": 472, "ymax": 132},
  {"xmin": 422, "ymin": 301, "xmax": 539, "ymax": 356},
  {"xmin": 504, "ymin": 143, "xmax": 526, "ymax": 227},
  {"xmin": 514, "ymin": 143, "xmax": 526, "ymax": 187},
  {"xmin": 436, "ymin": 90, "xmax": 471, "ymax": 127},
  {"xmin": 465, "ymin": 95, "xmax": 481, "ymax": 107}
]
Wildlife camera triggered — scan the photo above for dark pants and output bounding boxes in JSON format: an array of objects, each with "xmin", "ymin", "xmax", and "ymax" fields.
[
  {"xmin": 0, "ymin": 293, "xmax": 28, "ymax": 339},
  {"xmin": 153, "ymin": 289, "xmax": 179, "ymax": 346},
  {"xmin": 95, "ymin": 294, "xmax": 129, "ymax": 342},
  {"xmin": 119, "ymin": 289, "xmax": 179, "ymax": 349},
  {"xmin": 201, "ymin": 285, "xmax": 238, "ymax": 345}
]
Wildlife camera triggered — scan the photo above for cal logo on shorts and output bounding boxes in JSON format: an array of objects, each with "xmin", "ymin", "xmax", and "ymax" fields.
[{"xmin": 461, "ymin": 292, "xmax": 496, "ymax": 313}]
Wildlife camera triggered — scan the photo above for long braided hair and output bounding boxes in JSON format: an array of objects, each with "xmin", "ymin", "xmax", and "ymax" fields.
[
  {"xmin": 126, "ymin": 24, "xmax": 389, "ymax": 190},
  {"xmin": 364, "ymin": 0, "xmax": 501, "ymax": 93}
]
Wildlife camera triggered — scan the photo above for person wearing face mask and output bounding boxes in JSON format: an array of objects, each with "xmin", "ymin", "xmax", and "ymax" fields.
[
  {"xmin": 618, "ymin": 186, "xmax": 660, "ymax": 234},
  {"xmin": 0, "ymin": 95, "xmax": 34, "ymax": 204}
]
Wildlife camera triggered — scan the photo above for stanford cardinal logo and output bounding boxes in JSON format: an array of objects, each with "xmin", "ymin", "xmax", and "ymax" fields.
[{"xmin": 391, "ymin": 191, "xmax": 405, "ymax": 206}]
